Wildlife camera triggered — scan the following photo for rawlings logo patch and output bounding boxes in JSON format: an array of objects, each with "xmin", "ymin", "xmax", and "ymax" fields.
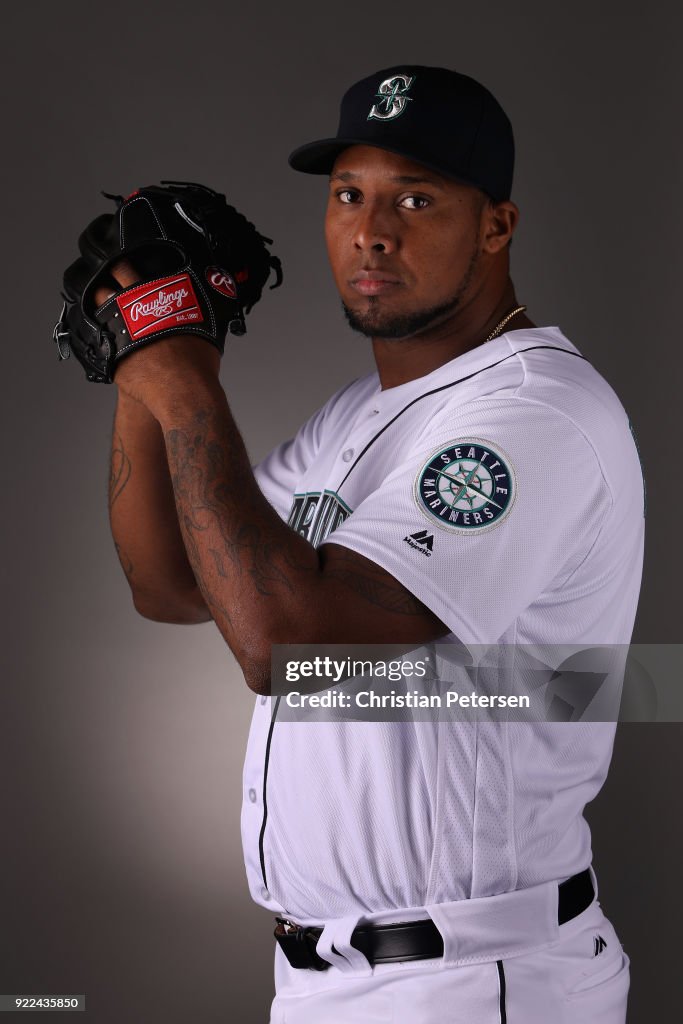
[
  {"xmin": 205, "ymin": 266, "xmax": 237, "ymax": 299},
  {"xmin": 415, "ymin": 439, "xmax": 516, "ymax": 533},
  {"xmin": 116, "ymin": 274, "xmax": 203, "ymax": 339}
]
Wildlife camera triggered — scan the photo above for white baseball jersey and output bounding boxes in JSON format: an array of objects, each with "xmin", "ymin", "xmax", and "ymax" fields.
[{"xmin": 241, "ymin": 326, "xmax": 645, "ymax": 936}]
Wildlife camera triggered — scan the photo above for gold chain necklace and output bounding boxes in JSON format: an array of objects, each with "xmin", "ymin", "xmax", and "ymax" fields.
[{"xmin": 485, "ymin": 304, "xmax": 527, "ymax": 343}]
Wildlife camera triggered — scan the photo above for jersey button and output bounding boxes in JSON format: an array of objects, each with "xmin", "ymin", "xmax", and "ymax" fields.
[
  {"xmin": 248, "ymin": 788, "xmax": 257, "ymax": 803},
  {"xmin": 342, "ymin": 448, "xmax": 354, "ymax": 462},
  {"xmin": 261, "ymin": 887, "xmax": 271, "ymax": 900}
]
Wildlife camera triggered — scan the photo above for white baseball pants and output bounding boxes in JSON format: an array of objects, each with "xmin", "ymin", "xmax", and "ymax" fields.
[{"xmin": 269, "ymin": 897, "xmax": 629, "ymax": 1023}]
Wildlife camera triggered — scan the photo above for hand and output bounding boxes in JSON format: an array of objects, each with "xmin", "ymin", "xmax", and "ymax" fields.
[{"xmin": 95, "ymin": 261, "xmax": 222, "ymax": 407}]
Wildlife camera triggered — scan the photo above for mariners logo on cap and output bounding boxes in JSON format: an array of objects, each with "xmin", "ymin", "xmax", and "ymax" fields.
[
  {"xmin": 368, "ymin": 74, "xmax": 415, "ymax": 121},
  {"xmin": 415, "ymin": 439, "xmax": 516, "ymax": 533}
]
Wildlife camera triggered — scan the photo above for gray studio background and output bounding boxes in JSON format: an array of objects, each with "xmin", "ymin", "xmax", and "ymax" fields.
[{"xmin": 2, "ymin": 1, "xmax": 680, "ymax": 1021}]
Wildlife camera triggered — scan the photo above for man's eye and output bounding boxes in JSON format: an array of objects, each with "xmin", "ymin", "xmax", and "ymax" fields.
[
  {"xmin": 337, "ymin": 189, "xmax": 360, "ymax": 204},
  {"xmin": 399, "ymin": 195, "xmax": 429, "ymax": 210}
]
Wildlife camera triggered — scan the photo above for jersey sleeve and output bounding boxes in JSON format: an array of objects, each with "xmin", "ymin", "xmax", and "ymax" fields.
[
  {"xmin": 252, "ymin": 407, "xmax": 328, "ymax": 520},
  {"xmin": 253, "ymin": 377, "xmax": 373, "ymax": 520},
  {"xmin": 320, "ymin": 397, "xmax": 614, "ymax": 648}
]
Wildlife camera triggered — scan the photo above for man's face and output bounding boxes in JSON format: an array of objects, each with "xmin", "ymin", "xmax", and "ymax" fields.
[{"xmin": 324, "ymin": 145, "xmax": 487, "ymax": 340}]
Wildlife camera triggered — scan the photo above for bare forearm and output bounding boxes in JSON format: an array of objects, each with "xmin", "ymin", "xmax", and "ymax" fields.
[
  {"xmin": 109, "ymin": 390, "xmax": 210, "ymax": 621},
  {"xmin": 155, "ymin": 380, "xmax": 321, "ymax": 662}
]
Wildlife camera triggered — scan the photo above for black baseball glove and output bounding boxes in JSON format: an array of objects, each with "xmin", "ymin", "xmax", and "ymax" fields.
[{"xmin": 53, "ymin": 181, "xmax": 283, "ymax": 383}]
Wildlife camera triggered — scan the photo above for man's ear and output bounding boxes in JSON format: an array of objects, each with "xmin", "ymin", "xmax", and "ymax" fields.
[{"xmin": 482, "ymin": 200, "xmax": 519, "ymax": 253}]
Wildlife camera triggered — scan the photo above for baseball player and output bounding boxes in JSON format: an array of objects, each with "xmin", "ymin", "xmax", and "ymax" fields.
[{"xmin": 55, "ymin": 66, "xmax": 644, "ymax": 1023}]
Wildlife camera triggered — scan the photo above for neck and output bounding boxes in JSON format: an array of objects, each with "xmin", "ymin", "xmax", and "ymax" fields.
[{"xmin": 371, "ymin": 280, "xmax": 536, "ymax": 390}]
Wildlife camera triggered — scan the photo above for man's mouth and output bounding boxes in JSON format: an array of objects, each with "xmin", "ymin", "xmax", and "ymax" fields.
[{"xmin": 349, "ymin": 269, "xmax": 403, "ymax": 296}]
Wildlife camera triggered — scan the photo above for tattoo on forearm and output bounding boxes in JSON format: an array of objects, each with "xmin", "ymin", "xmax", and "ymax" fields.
[
  {"xmin": 320, "ymin": 548, "xmax": 429, "ymax": 616},
  {"xmin": 176, "ymin": 512, "xmax": 232, "ymax": 622},
  {"xmin": 110, "ymin": 432, "xmax": 132, "ymax": 507},
  {"xmin": 165, "ymin": 411, "xmax": 313, "ymax": 609},
  {"xmin": 164, "ymin": 408, "xmax": 427, "ymax": 622}
]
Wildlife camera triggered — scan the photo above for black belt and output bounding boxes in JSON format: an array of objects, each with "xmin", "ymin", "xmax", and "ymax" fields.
[{"xmin": 274, "ymin": 868, "xmax": 595, "ymax": 971}]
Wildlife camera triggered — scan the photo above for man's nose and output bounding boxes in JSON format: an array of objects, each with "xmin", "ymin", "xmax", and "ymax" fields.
[{"xmin": 352, "ymin": 203, "xmax": 398, "ymax": 254}]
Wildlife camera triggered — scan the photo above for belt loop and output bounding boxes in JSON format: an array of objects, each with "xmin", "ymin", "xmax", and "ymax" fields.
[
  {"xmin": 425, "ymin": 878, "xmax": 559, "ymax": 966},
  {"xmin": 588, "ymin": 863, "xmax": 599, "ymax": 902},
  {"xmin": 316, "ymin": 914, "xmax": 373, "ymax": 976}
]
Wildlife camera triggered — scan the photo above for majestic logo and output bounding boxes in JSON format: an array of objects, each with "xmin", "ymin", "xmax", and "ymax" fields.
[
  {"xmin": 415, "ymin": 439, "xmax": 516, "ymax": 533},
  {"xmin": 593, "ymin": 935, "xmax": 608, "ymax": 957},
  {"xmin": 116, "ymin": 273, "xmax": 203, "ymax": 339},
  {"xmin": 206, "ymin": 266, "xmax": 237, "ymax": 299},
  {"xmin": 404, "ymin": 530, "xmax": 434, "ymax": 557},
  {"xmin": 368, "ymin": 74, "xmax": 415, "ymax": 121},
  {"xmin": 288, "ymin": 490, "xmax": 352, "ymax": 547}
]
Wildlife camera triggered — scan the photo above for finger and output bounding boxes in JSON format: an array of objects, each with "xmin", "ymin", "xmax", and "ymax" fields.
[
  {"xmin": 110, "ymin": 259, "xmax": 139, "ymax": 288},
  {"xmin": 94, "ymin": 259, "xmax": 140, "ymax": 307},
  {"xmin": 94, "ymin": 282, "xmax": 116, "ymax": 306}
]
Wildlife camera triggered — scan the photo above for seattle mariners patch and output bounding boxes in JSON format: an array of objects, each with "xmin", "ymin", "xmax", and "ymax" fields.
[{"xmin": 414, "ymin": 439, "xmax": 516, "ymax": 533}]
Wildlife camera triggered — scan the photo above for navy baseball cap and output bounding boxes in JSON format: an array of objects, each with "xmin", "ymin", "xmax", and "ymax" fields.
[{"xmin": 288, "ymin": 65, "xmax": 515, "ymax": 203}]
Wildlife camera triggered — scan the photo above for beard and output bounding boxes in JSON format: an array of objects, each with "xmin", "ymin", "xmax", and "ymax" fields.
[
  {"xmin": 342, "ymin": 244, "xmax": 480, "ymax": 341},
  {"xmin": 343, "ymin": 290, "xmax": 464, "ymax": 340}
]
